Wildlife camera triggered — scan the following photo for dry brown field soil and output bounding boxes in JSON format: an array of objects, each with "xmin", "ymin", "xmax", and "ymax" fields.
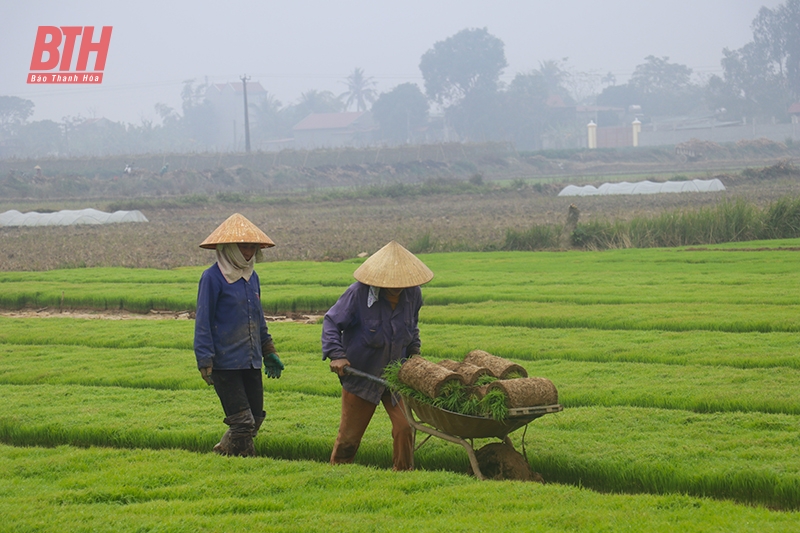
[{"xmin": 2, "ymin": 162, "xmax": 800, "ymax": 271}]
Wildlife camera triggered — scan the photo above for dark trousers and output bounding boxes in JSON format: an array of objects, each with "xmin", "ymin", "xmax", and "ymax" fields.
[
  {"xmin": 330, "ymin": 389, "xmax": 414, "ymax": 471},
  {"xmin": 212, "ymin": 368, "xmax": 263, "ymax": 417}
]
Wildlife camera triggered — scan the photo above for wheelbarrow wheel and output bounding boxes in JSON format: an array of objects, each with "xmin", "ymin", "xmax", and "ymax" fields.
[{"xmin": 472, "ymin": 442, "xmax": 544, "ymax": 482}]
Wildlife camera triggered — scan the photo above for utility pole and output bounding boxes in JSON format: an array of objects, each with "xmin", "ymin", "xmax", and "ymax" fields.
[{"xmin": 240, "ymin": 74, "xmax": 251, "ymax": 153}]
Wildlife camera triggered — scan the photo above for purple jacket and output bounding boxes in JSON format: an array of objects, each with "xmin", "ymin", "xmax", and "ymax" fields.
[{"xmin": 322, "ymin": 282, "xmax": 422, "ymax": 404}]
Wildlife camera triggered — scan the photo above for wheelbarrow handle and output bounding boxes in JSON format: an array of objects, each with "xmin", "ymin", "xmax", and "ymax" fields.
[{"xmin": 342, "ymin": 365, "xmax": 388, "ymax": 387}]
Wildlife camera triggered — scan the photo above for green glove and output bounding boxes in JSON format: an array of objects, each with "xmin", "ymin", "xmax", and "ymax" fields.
[
  {"xmin": 264, "ymin": 353, "xmax": 284, "ymax": 379},
  {"xmin": 199, "ymin": 366, "xmax": 213, "ymax": 386}
]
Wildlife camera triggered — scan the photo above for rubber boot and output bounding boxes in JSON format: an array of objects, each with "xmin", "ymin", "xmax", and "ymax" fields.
[
  {"xmin": 252, "ymin": 410, "xmax": 266, "ymax": 438},
  {"xmin": 213, "ymin": 409, "xmax": 256, "ymax": 457}
]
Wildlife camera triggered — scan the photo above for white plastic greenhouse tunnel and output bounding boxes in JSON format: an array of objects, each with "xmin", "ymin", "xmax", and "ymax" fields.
[
  {"xmin": 0, "ymin": 209, "xmax": 148, "ymax": 227},
  {"xmin": 558, "ymin": 178, "xmax": 726, "ymax": 197}
]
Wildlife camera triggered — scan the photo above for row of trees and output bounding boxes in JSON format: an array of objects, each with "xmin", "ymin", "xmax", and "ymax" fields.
[
  {"xmin": 2, "ymin": 0, "xmax": 798, "ymax": 158},
  {"xmin": 599, "ymin": 0, "xmax": 800, "ymax": 121},
  {"xmin": 708, "ymin": 0, "xmax": 800, "ymax": 119},
  {"xmin": 386, "ymin": 0, "xmax": 799, "ymax": 144}
]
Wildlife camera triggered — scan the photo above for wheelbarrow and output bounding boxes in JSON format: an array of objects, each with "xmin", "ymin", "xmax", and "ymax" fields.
[{"xmin": 343, "ymin": 366, "xmax": 563, "ymax": 480}]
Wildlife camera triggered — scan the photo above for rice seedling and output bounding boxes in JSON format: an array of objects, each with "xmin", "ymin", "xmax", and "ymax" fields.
[
  {"xmin": 6, "ymin": 332, "xmax": 796, "ymax": 417},
  {"xmin": 4, "ymin": 316, "xmax": 800, "ymax": 372},
  {"xmin": 3, "ymin": 445, "xmax": 798, "ymax": 533},
  {"xmin": 421, "ymin": 300, "xmax": 800, "ymax": 333},
  {"xmin": 0, "ymin": 281, "xmax": 344, "ymax": 314},
  {"xmin": 3, "ymin": 383, "xmax": 800, "ymax": 509},
  {"xmin": 0, "ymin": 343, "xmax": 342, "ymax": 398},
  {"xmin": 2, "ymin": 241, "xmax": 800, "ymax": 515},
  {"xmin": 0, "ymin": 316, "xmax": 196, "ymax": 350},
  {"xmin": 4, "ymin": 240, "xmax": 800, "ymax": 314},
  {"xmin": 420, "ymin": 324, "xmax": 800, "ymax": 369},
  {"xmin": 0, "ymin": 317, "xmax": 323, "ymax": 354},
  {"xmin": 524, "ymin": 406, "xmax": 800, "ymax": 510},
  {"xmin": 523, "ymin": 359, "xmax": 800, "ymax": 415},
  {"xmin": 477, "ymin": 388, "xmax": 509, "ymax": 420},
  {"xmin": 383, "ymin": 361, "xmax": 508, "ymax": 419}
]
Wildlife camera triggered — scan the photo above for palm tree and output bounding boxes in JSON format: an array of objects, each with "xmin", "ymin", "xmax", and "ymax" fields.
[
  {"xmin": 341, "ymin": 67, "xmax": 378, "ymax": 112},
  {"xmin": 297, "ymin": 90, "xmax": 344, "ymax": 115},
  {"xmin": 538, "ymin": 59, "xmax": 568, "ymax": 96},
  {"xmin": 251, "ymin": 93, "xmax": 287, "ymax": 139}
]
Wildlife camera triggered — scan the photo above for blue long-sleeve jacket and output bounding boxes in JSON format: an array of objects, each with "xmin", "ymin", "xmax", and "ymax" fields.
[
  {"xmin": 322, "ymin": 282, "xmax": 422, "ymax": 404},
  {"xmin": 194, "ymin": 263, "xmax": 272, "ymax": 371}
]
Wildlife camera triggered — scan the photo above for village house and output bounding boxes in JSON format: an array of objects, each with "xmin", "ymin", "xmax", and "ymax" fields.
[{"xmin": 291, "ymin": 112, "xmax": 375, "ymax": 149}]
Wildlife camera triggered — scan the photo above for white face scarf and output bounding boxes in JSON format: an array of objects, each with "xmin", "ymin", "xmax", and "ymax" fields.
[
  {"xmin": 367, "ymin": 285, "xmax": 380, "ymax": 308},
  {"xmin": 215, "ymin": 243, "xmax": 256, "ymax": 284}
]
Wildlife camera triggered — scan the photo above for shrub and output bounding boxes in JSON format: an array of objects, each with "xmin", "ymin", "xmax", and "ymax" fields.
[
  {"xmin": 741, "ymin": 160, "xmax": 796, "ymax": 180},
  {"xmin": 468, "ymin": 173, "xmax": 484, "ymax": 186},
  {"xmin": 499, "ymin": 195, "xmax": 800, "ymax": 252},
  {"xmin": 409, "ymin": 232, "xmax": 438, "ymax": 254},
  {"xmin": 571, "ymin": 221, "xmax": 630, "ymax": 250},
  {"xmin": 216, "ymin": 192, "xmax": 246, "ymax": 203},
  {"xmin": 503, "ymin": 224, "xmax": 561, "ymax": 251},
  {"xmin": 761, "ymin": 196, "xmax": 800, "ymax": 239}
]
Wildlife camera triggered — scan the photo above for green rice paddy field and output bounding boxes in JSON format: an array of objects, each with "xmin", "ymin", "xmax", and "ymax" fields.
[{"xmin": 1, "ymin": 242, "xmax": 800, "ymax": 532}]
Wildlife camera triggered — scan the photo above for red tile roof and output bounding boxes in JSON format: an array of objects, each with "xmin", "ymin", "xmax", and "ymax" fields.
[{"xmin": 789, "ymin": 102, "xmax": 800, "ymax": 114}]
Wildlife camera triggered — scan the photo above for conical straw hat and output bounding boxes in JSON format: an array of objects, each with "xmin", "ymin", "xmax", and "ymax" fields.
[
  {"xmin": 199, "ymin": 213, "xmax": 275, "ymax": 249},
  {"xmin": 353, "ymin": 241, "xmax": 434, "ymax": 288}
]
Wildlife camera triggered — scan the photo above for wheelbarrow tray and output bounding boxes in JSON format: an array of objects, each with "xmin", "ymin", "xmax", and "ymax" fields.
[
  {"xmin": 403, "ymin": 396, "xmax": 562, "ymax": 439},
  {"xmin": 401, "ymin": 395, "xmax": 562, "ymax": 480},
  {"xmin": 339, "ymin": 366, "xmax": 563, "ymax": 480}
]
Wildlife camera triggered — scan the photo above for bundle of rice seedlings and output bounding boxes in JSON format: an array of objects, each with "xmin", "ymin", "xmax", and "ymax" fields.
[
  {"xmin": 437, "ymin": 359, "xmax": 494, "ymax": 385},
  {"xmin": 383, "ymin": 360, "xmax": 509, "ymax": 420},
  {"xmin": 397, "ymin": 355, "xmax": 465, "ymax": 399},
  {"xmin": 473, "ymin": 373, "xmax": 500, "ymax": 386},
  {"xmin": 487, "ymin": 377, "xmax": 558, "ymax": 408},
  {"xmin": 464, "ymin": 350, "xmax": 528, "ymax": 379},
  {"xmin": 384, "ymin": 353, "xmax": 554, "ymax": 421},
  {"xmin": 476, "ymin": 388, "xmax": 509, "ymax": 420},
  {"xmin": 431, "ymin": 380, "xmax": 468, "ymax": 412}
]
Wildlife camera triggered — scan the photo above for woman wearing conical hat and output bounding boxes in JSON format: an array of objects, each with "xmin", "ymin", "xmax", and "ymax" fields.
[
  {"xmin": 194, "ymin": 213, "xmax": 285, "ymax": 457},
  {"xmin": 322, "ymin": 240, "xmax": 433, "ymax": 470}
]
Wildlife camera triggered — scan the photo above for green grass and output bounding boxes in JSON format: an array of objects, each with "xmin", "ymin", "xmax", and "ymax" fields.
[
  {"xmin": 0, "ymin": 281, "xmax": 347, "ymax": 314},
  {"xmin": 531, "ymin": 406, "xmax": 800, "ymax": 510},
  {"xmin": 528, "ymin": 359, "xmax": 800, "ymax": 415},
  {"xmin": 0, "ymin": 338, "xmax": 341, "ymax": 398},
  {"xmin": 4, "ymin": 328, "xmax": 800, "ymax": 416},
  {"xmin": 2, "ymin": 243, "xmax": 800, "ymax": 521},
  {"xmin": 420, "ymin": 324, "xmax": 800, "ymax": 369},
  {"xmin": 4, "ymin": 445, "xmax": 798, "ymax": 533},
  {"xmin": 4, "ymin": 243, "xmax": 800, "ymax": 313},
  {"xmin": 422, "ymin": 300, "xmax": 800, "ymax": 333},
  {"xmin": 2, "ymin": 383, "xmax": 800, "ymax": 509}
]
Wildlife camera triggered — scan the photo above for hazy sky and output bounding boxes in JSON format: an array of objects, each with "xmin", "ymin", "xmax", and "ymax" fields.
[{"xmin": 0, "ymin": 0, "xmax": 783, "ymax": 125}]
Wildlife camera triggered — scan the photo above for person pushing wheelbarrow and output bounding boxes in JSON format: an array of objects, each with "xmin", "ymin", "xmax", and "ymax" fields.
[{"xmin": 322, "ymin": 240, "xmax": 434, "ymax": 470}]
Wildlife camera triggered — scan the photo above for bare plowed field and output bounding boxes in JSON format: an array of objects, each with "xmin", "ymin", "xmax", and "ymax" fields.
[{"xmin": 2, "ymin": 167, "xmax": 799, "ymax": 271}]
